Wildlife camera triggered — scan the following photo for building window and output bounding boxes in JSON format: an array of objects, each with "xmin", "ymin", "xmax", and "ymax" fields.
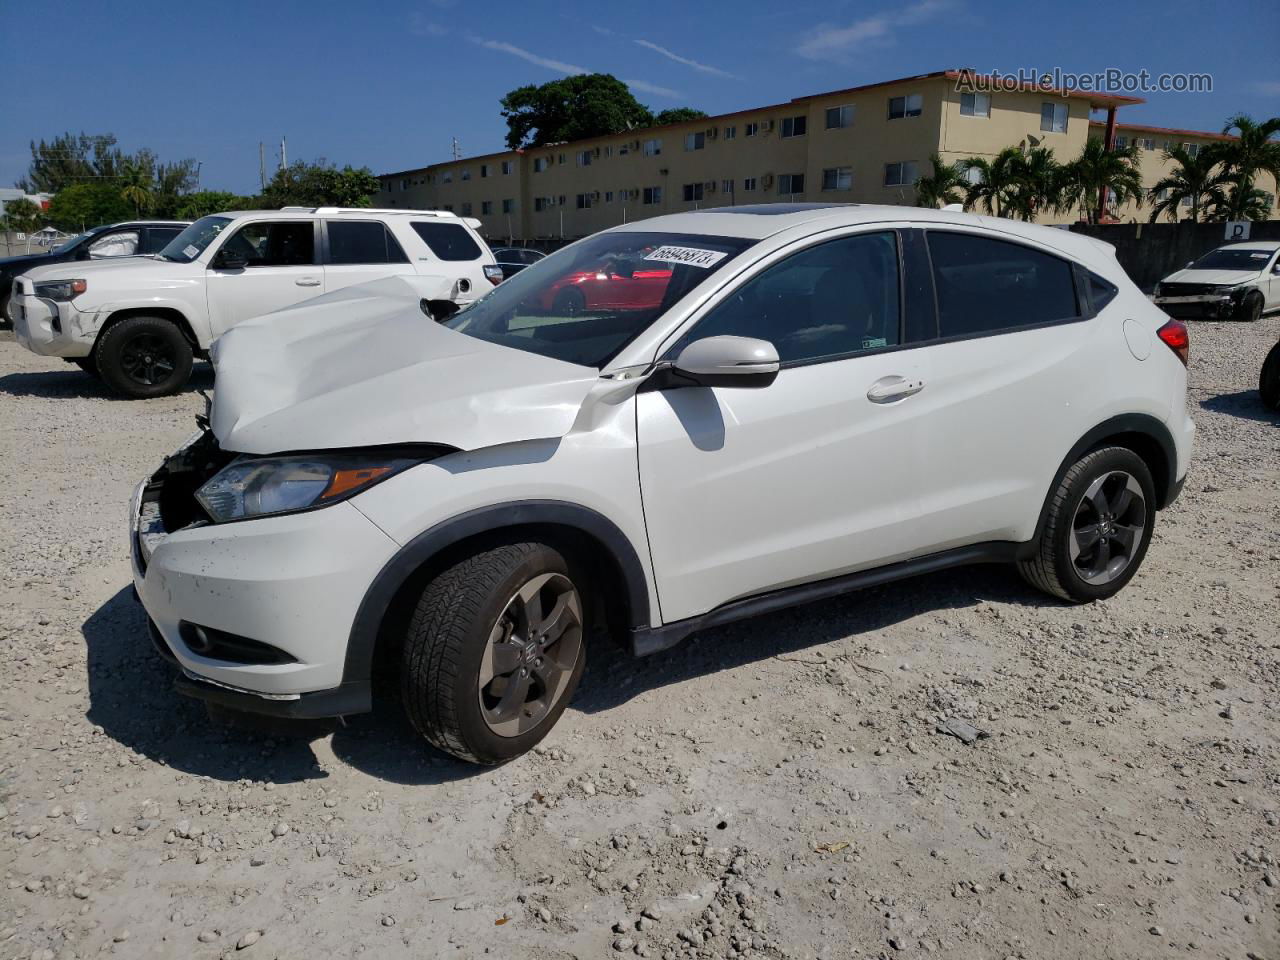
[
  {"xmin": 576, "ymin": 193, "xmax": 593, "ymax": 209},
  {"xmin": 558, "ymin": 195, "xmax": 565, "ymax": 205},
  {"xmin": 959, "ymin": 92, "xmax": 990, "ymax": 117},
  {"xmin": 577, "ymin": 150, "xmax": 592, "ymax": 167},
  {"xmin": 501, "ymin": 160, "xmax": 513, "ymax": 175},
  {"xmin": 743, "ymin": 177, "xmax": 757, "ymax": 191},
  {"xmin": 822, "ymin": 166, "xmax": 852, "ymax": 191},
  {"xmin": 534, "ymin": 197, "xmax": 548, "ymax": 212},
  {"xmin": 399, "ymin": 178, "xmax": 409, "ymax": 190},
  {"xmin": 480, "ymin": 164, "xmax": 489, "ymax": 178},
  {"xmin": 888, "ymin": 94, "xmax": 923, "ymax": 119},
  {"xmin": 682, "ymin": 182, "xmax": 704, "ymax": 202},
  {"xmin": 441, "ymin": 171, "xmax": 452, "ymax": 183},
  {"xmin": 884, "ymin": 161, "xmax": 919, "ymax": 186},
  {"xmin": 745, "ymin": 122, "xmax": 759, "ymax": 137},
  {"xmin": 461, "ymin": 169, "xmax": 471, "ymax": 181},
  {"xmin": 724, "ymin": 125, "xmax": 737, "ymax": 140},
  {"xmin": 479, "ymin": 200, "xmax": 492, "ymax": 215},
  {"xmin": 964, "ymin": 165, "xmax": 984, "ymax": 185},
  {"xmin": 1115, "ymin": 135, "xmax": 1128, "ymax": 148},
  {"xmin": 643, "ymin": 139, "xmax": 662, "ymax": 156},
  {"xmin": 619, "ymin": 142, "xmax": 630, "ymax": 156},
  {"xmin": 605, "ymin": 191, "xmax": 614, "ymax": 203},
  {"xmin": 684, "ymin": 131, "xmax": 706, "ymax": 151},
  {"xmin": 460, "ymin": 202, "xmax": 472, "ymax": 215},
  {"xmin": 1183, "ymin": 142, "xmax": 1201, "ymax": 158},
  {"xmin": 558, "ymin": 153, "xmax": 566, "ymax": 164},
  {"xmin": 643, "ymin": 186, "xmax": 662, "ymax": 205},
  {"xmin": 778, "ymin": 173, "xmax": 804, "ymax": 195},
  {"xmin": 780, "ymin": 115, "xmax": 807, "ymax": 138},
  {"xmin": 534, "ymin": 157, "xmax": 547, "ymax": 173},
  {"xmin": 721, "ymin": 179, "xmax": 734, "ymax": 193},
  {"xmin": 1040, "ymin": 102, "xmax": 1068, "ymax": 133},
  {"xmin": 1141, "ymin": 138, "xmax": 1154, "ymax": 150},
  {"xmin": 825, "ymin": 105, "xmax": 854, "ymax": 129},
  {"xmin": 502, "ymin": 198, "xmax": 515, "ymax": 214}
]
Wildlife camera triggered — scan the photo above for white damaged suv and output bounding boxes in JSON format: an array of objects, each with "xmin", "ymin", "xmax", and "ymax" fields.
[
  {"xmin": 131, "ymin": 204, "xmax": 1195, "ymax": 764},
  {"xmin": 12, "ymin": 207, "xmax": 499, "ymax": 398}
]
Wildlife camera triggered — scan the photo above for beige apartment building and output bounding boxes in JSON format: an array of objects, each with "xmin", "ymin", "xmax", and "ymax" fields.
[{"xmin": 377, "ymin": 69, "xmax": 1276, "ymax": 240}]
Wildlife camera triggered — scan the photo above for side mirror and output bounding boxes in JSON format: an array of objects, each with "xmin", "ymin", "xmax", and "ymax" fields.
[
  {"xmin": 669, "ymin": 336, "xmax": 779, "ymax": 388},
  {"xmin": 213, "ymin": 249, "xmax": 247, "ymax": 270},
  {"xmin": 1185, "ymin": 261, "xmax": 1195, "ymax": 269}
]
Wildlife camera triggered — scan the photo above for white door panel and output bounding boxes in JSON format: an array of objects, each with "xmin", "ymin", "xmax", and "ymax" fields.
[
  {"xmin": 638, "ymin": 352, "xmax": 930, "ymax": 623},
  {"xmin": 323, "ymin": 263, "xmax": 416, "ymax": 294},
  {"xmin": 206, "ymin": 266, "xmax": 324, "ymax": 338}
]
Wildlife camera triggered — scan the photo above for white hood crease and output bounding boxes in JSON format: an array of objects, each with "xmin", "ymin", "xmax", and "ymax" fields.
[
  {"xmin": 1162, "ymin": 268, "xmax": 1261, "ymax": 286},
  {"xmin": 210, "ymin": 277, "xmax": 602, "ymax": 455}
]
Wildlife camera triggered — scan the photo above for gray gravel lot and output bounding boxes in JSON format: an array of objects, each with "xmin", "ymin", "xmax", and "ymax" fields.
[{"xmin": 0, "ymin": 320, "xmax": 1277, "ymax": 960}]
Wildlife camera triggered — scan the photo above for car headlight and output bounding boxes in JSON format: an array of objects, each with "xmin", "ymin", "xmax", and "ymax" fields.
[
  {"xmin": 35, "ymin": 279, "xmax": 87, "ymax": 301},
  {"xmin": 196, "ymin": 451, "xmax": 429, "ymax": 523}
]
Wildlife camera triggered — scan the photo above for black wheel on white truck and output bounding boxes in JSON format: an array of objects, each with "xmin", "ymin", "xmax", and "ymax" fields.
[{"xmin": 96, "ymin": 316, "xmax": 194, "ymax": 399}]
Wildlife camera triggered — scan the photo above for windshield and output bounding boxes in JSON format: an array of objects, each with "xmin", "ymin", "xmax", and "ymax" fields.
[
  {"xmin": 157, "ymin": 216, "xmax": 232, "ymax": 263},
  {"xmin": 445, "ymin": 231, "xmax": 754, "ymax": 367},
  {"xmin": 1191, "ymin": 248, "xmax": 1275, "ymax": 271},
  {"xmin": 51, "ymin": 231, "xmax": 95, "ymax": 254}
]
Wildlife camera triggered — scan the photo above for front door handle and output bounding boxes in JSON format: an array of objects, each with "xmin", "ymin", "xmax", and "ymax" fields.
[
  {"xmin": 867, "ymin": 375, "xmax": 925, "ymax": 403},
  {"xmin": 295, "ymin": 278, "xmax": 321, "ymax": 287}
]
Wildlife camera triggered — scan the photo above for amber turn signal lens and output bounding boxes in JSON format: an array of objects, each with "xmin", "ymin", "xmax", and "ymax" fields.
[{"xmin": 322, "ymin": 466, "xmax": 392, "ymax": 499}]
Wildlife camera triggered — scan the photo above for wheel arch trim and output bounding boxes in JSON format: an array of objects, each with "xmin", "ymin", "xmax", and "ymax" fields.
[{"xmin": 342, "ymin": 500, "xmax": 653, "ymax": 686}]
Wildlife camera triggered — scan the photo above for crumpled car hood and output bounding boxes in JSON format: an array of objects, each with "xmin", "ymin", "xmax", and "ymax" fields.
[
  {"xmin": 211, "ymin": 276, "xmax": 602, "ymax": 455},
  {"xmin": 1162, "ymin": 268, "xmax": 1260, "ymax": 286}
]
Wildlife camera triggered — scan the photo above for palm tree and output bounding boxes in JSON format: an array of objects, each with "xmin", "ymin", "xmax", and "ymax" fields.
[
  {"xmin": 1216, "ymin": 114, "xmax": 1280, "ymax": 190},
  {"xmin": 119, "ymin": 160, "xmax": 154, "ymax": 217},
  {"xmin": 959, "ymin": 146, "xmax": 1023, "ymax": 218},
  {"xmin": 1207, "ymin": 180, "xmax": 1274, "ymax": 221},
  {"xmin": 1006, "ymin": 146, "xmax": 1065, "ymax": 221},
  {"xmin": 914, "ymin": 153, "xmax": 966, "ymax": 208},
  {"xmin": 1147, "ymin": 146, "xmax": 1229, "ymax": 222},
  {"xmin": 1060, "ymin": 137, "xmax": 1144, "ymax": 224}
]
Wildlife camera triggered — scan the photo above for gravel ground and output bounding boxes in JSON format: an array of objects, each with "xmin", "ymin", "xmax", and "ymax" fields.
[{"xmin": 0, "ymin": 320, "xmax": 1277, "ymax": 960}]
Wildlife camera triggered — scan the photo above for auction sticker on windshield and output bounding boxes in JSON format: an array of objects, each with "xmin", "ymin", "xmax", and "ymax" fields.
[{"xmin": 644, "ymin": 245, "xmax": 728, "ymax": 269}]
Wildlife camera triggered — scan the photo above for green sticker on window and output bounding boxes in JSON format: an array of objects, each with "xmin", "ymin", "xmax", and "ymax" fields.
[{"xmin": 862, "ymin": 337, "xmax": 888, "ymax": 349}]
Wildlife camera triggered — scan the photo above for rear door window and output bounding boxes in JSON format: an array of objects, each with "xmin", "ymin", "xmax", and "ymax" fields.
[
  {"xmin": 326, "ymin": 220, "xmax": 409, "ymax": 264},
  {"xmin": 411, "ymin": 221, "xmax": 482, "ymax": 261},
  {"xmin": 142, "ymin": 227, "xmax": 183, "ymax": 254},
  {"xmin": 926, "ymin": 231, "xmax": 1080, "ymax": 338}
]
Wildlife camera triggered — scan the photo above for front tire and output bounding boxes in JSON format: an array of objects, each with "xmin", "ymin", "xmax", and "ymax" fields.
[
  {"xmin": 552, "ymin": 288, "xmax": 586, "ymax": 316},
  {"xmin": 1261, "ymin": 342, "xmax": 1280, "ymax": 411},
  {"xmin": 1019, "ymin": 446, "xmax": 1155, "ymax": 602},
  {"xmin": 96, "ymin": 316, "xmax": 193, "ymax": 399},
  {"xmin": 1238, "ymin": 291, "xmax": 1264, "ymax": 323},
  {"xmin": 72, "ymin": 355, "xmax": 100, "ymax": 378},
  {"xmin": 401, "ymin": 541, "xmax": 587, "ymax": 764}
]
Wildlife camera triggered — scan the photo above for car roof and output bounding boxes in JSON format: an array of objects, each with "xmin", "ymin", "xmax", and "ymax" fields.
[
  {"xmin": 1218, "ymin": 241, "xmax": 1280, "ymax": 251},
  {"xmin": 109, "ymin": 220, "xmax": 191, "ymax": 228},
  {"xmin": 609, "ymin": 204, "xmax": 1117, "ymax": 267}
]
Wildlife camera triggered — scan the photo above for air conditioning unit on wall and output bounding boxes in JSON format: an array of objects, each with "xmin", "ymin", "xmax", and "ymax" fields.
[{"xmin": 761, "ymin": 173, "xmax": 774, "ymax": 188}]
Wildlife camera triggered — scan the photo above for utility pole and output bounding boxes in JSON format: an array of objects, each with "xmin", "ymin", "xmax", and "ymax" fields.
[
  {"xmin": 451, "ymin": 137, "xmax": 461, "ymax": 161},
  {"xmin": 259, "ymin": 143, "xmax": 266, "ymax": 191},
  {"xmin": 280, "ymin": 136, "xmax": 287, "ymax": 171}
]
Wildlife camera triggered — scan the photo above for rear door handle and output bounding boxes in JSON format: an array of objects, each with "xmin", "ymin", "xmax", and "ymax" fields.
[
  {"xmin": 867, "ymin": 375, "xmax": 925, "ymax": 403},
  {"xmin": 295, "ymin": 278, "xmax": 321, "ymax": 287}
]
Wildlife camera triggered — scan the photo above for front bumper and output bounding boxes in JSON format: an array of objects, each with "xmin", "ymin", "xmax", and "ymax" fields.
[
  {"xmin": 131, "ymin": 448, "xmax": 402, "ymax": 716},
  {"xmin": 11, "ymin": 289, "xmax": 95, "ymax": 358},
  {"xmin": 1152, "ymin": 292, "xmax": 1242, "ymax": 320}
]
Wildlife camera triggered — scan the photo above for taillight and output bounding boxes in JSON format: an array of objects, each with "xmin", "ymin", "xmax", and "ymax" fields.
[
  {"xmin": 483, "ymin": 264, "xmax": 504, "ymax": 286},
  {"xmin": 1156, "ymin": 319, "xmax": 1189, "ymax": 366}
]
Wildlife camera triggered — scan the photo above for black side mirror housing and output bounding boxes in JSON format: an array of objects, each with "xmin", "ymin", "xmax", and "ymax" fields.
[{"xmin": 214, "ymin": 249, "xmax": 247, "ymax": 270}]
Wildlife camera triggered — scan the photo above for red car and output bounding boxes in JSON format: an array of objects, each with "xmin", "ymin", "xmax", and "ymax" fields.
[{"xmin": 539, "ymin": 256, "xmax": 673, "ymax": 315}]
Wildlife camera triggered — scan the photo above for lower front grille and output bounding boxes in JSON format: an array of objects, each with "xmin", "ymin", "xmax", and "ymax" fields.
[{"xmin": 1159, "ymin": 282, "xmax": 1218, "ymax": 297}]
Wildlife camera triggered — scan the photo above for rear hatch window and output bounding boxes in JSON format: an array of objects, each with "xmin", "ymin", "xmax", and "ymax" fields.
[{"xmin": 412, "ymin": 221, "xmax": 482, "ymax": 261}]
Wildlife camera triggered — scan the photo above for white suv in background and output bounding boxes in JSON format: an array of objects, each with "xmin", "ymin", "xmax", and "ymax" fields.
[
  {"xmin": 131, "ymin": 204, "xmax": 1195, "ymax": 765},
  {"xmin": 11, "ymin": 207, "xmax": 499, "ymax": 397}
]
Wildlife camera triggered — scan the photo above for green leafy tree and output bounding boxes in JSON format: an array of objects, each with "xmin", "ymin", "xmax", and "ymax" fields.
[
  {"xmin": 1060, "ymin": 137, "xmax": 1144, "ymax": 224},
  {"xmin": 914, "ymin": 153, "xmax": 967, "ymax": 208},
  {"xmin": 46, "ymin": 183, "xmax": 133, "ymax": 231},
  {"xmin": 1007, "ymin": 146, "xmax": 1066, "ymax": 221},
  {"xmin": 1147, "ymin": 146, "xmax": 1228, "ymax": 223},
  {"xmin": 19, "ymin": 132, "xmax": 126, "ymax": 193},
  {"xmin": 260, "ymin": 160, "xmax": 381, "ymax": 208},
  {"xmin": 152, "ymin": 159, "xmax": 201, "ymax": 217},
  {"xmin": 173, "ymin": 191, "xmax": 254, "ymax": 220},
  {"xmin": 119, "ymin": 156, "xmax": 155, "ymax": 216},
  {"xmin": 500, "ymin": 74, "xmax": 659, "ymax": 150},
  {"xmin": 959, "ymin": 147, "xmax": 1024, "ymax": 218},
  {"xmin": 653, "ymin": 108, "xmax": 709, "ymax": 125},
  {"xmin": 1207, "ymin": 180, "xmax": 1274, "ymax": 221},
  {"xmin": 1216, "ymin": 114, "xmax": 1280, "ymax": 189},
  {"xmin": 2, "ymin": 197, "xmax": 44, "ymax": 234}
]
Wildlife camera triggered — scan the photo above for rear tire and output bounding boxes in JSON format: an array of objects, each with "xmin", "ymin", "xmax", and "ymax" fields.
[
  {"xmin": 1238, "ymin": 291, "xmax": 1264, "ymax": 323},
  {"xmin": 401, "ymin": 541, "xmax": 587, "ymax": 764},
  {"xmin": 1261, "ymin": 342, "xmax": 1280, "ymax": 411},
  {"xmin": 0, "ymin": 290, "xmax": 11, "ymax": 330},
  {"xmin": 1019, "ymin": 446, "xmax": 1155, "ymax": 603},
  {"xmin": 96, "ymin": 316, "xmax": 193, "ymax": 399}
]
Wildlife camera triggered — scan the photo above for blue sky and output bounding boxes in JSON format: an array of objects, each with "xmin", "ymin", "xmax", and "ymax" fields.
[{"xmin": 4, "ymin": 0, "xmax": 1277, "ymax": 194}]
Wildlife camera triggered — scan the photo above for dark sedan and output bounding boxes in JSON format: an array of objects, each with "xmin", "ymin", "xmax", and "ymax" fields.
[
  {"xmin": 1, "ymin": 220, "xmax": 189, "ymax": 325},
  {"xmin": 490, "ymin": 246, "xmax": 546, "ymax": 280}
]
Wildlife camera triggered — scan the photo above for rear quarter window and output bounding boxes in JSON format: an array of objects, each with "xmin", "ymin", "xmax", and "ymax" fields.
[{"xmin": 411, "ymin": 221, "xmax": 482, "ymax": 261}]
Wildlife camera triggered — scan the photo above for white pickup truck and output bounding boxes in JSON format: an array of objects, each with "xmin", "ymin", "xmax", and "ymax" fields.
[{"xmin": 11, "ymin": 207, "xmax": 500, "ymax": 397}]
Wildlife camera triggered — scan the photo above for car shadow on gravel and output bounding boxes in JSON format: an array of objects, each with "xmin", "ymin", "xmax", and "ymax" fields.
[
  {"xmin": 1200, "ymin": 388, "xmax": 1279, "ymax": 425},
  {"xmin": 572, "ymin": 563, "xmax": 1051, "ymax": 715},
  {"xmin": 82, "ymin": 587, "xmax": 490, "ymax": 787},
  {"xmin": 0, "ymin": 363, "xmax": 214, "ymax": 400}
]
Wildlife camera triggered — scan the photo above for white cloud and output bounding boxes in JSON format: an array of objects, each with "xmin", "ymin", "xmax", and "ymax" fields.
[
  {"xmin": 633, "ymin": 39, "xmax": 740, "ymax": 80},
  {"xmin": 591, "ymin": 25, "xmax": 616, "ymax": 36},
  {"xmin": 624, "ymin": 78, "xmax": 683, "ymax": 99},
  {"xmin": 797, "ymin": 0, "xmax": 949, "ymax": 61},
  {"xmin": 469, "ymin": 38, "xmax": 588, "ymax": 75},
  {"xmin": 410, "ymin": 15, "xmax": 448, "ymax": 37}
]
